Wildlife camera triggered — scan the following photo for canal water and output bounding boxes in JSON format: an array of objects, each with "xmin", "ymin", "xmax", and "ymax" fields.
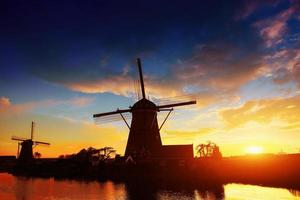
[{"xmin": 0, "ymin": 173, "xmax": 299, "ymax": 200}]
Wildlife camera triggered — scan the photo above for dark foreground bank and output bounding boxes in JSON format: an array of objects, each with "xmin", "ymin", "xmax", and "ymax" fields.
[{"xmin": 1, "ymin": 153, "xmax": 300, "ymax": 189}]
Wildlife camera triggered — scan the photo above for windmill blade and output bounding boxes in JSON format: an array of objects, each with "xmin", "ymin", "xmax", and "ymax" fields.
[
  {"xmin": 136, "ymin": 58, "xmax": 146, "ymax": 99},
  {"xmin": 157, "ymin": 100, "xmax": 196, "ymax": 109},
  {"xmin": 34, "ymin": 144, "xmax": 50, "ymax": 148},
  {"xmin": 31, "ymin": 121, "xmax": 35, "ymax": 140},
  {"xmin": 152, "ymin": 95, "xmax": 196, "ymax": 106},
  {"xmin": 93, "ymin": 109, "xmax": 131, "ymax": 118},
  {"xmin": 11, "ymin": 136, "xmax": 28, "ymax": 141},
  {"xmin": 34, "ymin": 143, "xmax": 50, "ymax": 147},
  {"xmin": 95, "ymin": 117, "xmax": 124, "ymax": 124},
  {"xmin": 133, "ymin": 77, "xmax": 141, "ymax": 101},
  {"xmin": 34, "ymin": 141, "xmax": 50, "ymax": 145},
  {"xmin": 95, "ymin": 112, "xmax": 131, "ymax": 121},
  {"xmin": 94, "ymin": 112, "xmax": 131, "ymax": 124}
]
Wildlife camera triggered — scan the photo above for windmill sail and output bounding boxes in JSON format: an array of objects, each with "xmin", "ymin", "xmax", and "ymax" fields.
[
  {"xmin": 152, "ymin": 95, "xmax": 196, "ymax": 105},
  {"xmin": 11, "ymin": 121, "xmax": 50, "ymax": 161},
  {"xmin": 31, "ymin": 121, "xmax": 35, "ymax": 140},
  {"xmin": 34, "ymin": 141, "xmax": 50, "ymax": 145},
  {"xmin": 11, "ymin": 136, "xmax": 28, "ymax": 141},
  {"xmin": 157, "ymin": 100, "xmax": 196, "ymax": 109},
  {"xmin": 137, "ymin": 58, "xmax": 146, "ymax": 99},
  {"xmin": 93, "ymin": 109, "xmax": 130, "ymax": 118},
  {"xmin": 93, "ymin": 109, "xmax": 131, "ymax": 125},
  {"xmin": 94, "ymin": 112, "xmax": 131, "ymax": 124},
  {"xmin": 93, "ymin": 58, "xmax": 197, "ymax": 160}
]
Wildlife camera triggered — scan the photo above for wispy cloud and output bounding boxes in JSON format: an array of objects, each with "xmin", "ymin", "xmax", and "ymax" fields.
[
  {"xmin": 172, "ymin": 44, "xmax": 264, "ymax": 92},
  {"xmin": 55, "ymin": 41, "xmax": 265, "ymax": 110},
  {"xmin": 220, "ymin": 94, "xmax": 300, "ymax": 129},
  {"xmin": 66, "ymin": 75, "xmax": 136, "ymax": 96},
  {"xmin": 0, "ymin": 97, "xmax": 11, "ymax": 107},
  {"xmin": 0, "ymin": 96, "xmax": 95, "ymax": 115},
  {"xmin": 0, "ymin": 98, "xmax": 57, "ymax": 114},
  {"xmin": 254, "ymin": 3, "xmax": 299, "ymax": 47},
  {"xmin": 235, "ymin": 0, "xmax": 279, "ymax": 20},
  {"xmin": 68, "ymin": 97, "xmax": 95, "ymax": 107},
  {"xmin": 7, "ymin": 1, "xmax": 297, "ymax": 111},
  {"xmin": 262, "ymin": 48, "xmax": 300, "ymax": 88}
]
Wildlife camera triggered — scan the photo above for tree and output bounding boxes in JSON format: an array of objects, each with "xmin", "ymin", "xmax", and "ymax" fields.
[{"xmin": 34, "ymin": 152, "xmax": 41, "ymax": 159}]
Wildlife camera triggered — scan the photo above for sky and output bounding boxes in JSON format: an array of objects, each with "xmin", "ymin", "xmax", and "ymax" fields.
[{"xmin": 0, "ymin": 0, "xmax": 300, "ymax": 157}]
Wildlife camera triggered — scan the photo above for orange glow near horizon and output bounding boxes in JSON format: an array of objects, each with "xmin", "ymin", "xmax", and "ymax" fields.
[
  {"xmin": 1, "ymin": 94, "xmax": 300, "ymax": 158},
  {"xmin": 245, "ymin": 146, "xmax": 264, "ymax": 154}
]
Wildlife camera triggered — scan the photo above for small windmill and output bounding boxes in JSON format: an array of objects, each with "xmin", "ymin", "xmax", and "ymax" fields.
[
  {"xmin": 11, "ymin": 121, "xmax": 50, "ymax": 161},
  {"xmin": 93, "ymin": 58, "xmax": 196, "ymax": 160}
]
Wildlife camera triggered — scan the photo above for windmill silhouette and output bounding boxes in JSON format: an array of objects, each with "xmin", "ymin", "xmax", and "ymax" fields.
[
  {"xmin": 93, "ymin": 58, "xmax": 196, "ymax": 160},
  {"xmin": 11, "ymin": 121, "xmax": 50, "ymax": 161}
]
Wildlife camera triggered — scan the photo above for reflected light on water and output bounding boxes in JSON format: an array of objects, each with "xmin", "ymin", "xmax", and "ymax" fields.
[
  {"xmin": 225, "ymin": 184, "xmax": 300, "ymax": 200},
  {"xmin": 0, "ymin": 173, "xmax": 127, "ymax": 200},
  {"xmin": 0, "ymin": 173, "xmax": 300, "ymax": 200}
]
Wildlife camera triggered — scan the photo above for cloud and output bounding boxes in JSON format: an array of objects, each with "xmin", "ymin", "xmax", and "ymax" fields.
[
  {"xmin": 14, "ymin": 1, "xmax": 266, "ymax": 105},
  {"xmin": 0, "ymin": 97, "xmax": 95, "ymax": 115},
  {"xmin": 172, "ymin": 43, "xmax": 264, "ymax": 94},
  {"xmin": 0, "ymin": 99, "xmax": 67, "ymax": 115},
  {"xmin": 66, "ymin": 75, "xmax": 137, "ymax": 96},
  {"xmin": 42, "ymin": 41, "xmax": 266, "ymax": 110},
  {"xmin": 254, "ymin": 3, "xmax": 300, "ymax": 47},
  {"xmin": 220, "ymin": 94, "xmax": 300, "ymax": 129},
  {"xmin": 0, "ymin": 99, "xmax": 49, "ymax": 114},
  {"xmin": 235, "ymin": 0, "xmax": 279, "ymax": 20},
  {"xmin": 16, "ymin": 1, "xmax": 295, "ymax": 110},
  {"xmin": 262, "ymin": 48, "xmax": 300, "ymax": 87},
  {"xmin": 68, "ymin": 97, "xmax": 95, "ymax": 107},
  {"xmin": 0, "ymin": 97, "xmax": 11, "ymax": 107}
]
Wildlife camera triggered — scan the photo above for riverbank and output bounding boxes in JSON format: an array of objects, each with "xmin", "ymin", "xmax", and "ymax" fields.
[{"xmin": 1, "ymin": 153, "xmax": 298, "ymax": 190}]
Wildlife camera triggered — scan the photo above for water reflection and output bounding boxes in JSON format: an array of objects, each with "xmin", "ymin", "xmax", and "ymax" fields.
[
  {"xmin": 225, "ymin": 184, "xmax": 300, "ymax": 199},
  {"xmin": 125, "ymin": 180, "xmax": 224, "ymax": 200},
  {"xmin": 289, "ymin": 189, "xmax": 300, "ymax": 197},
  {"xmin": 0, "ymin": 173, "xmax": 299, "ymax": 200}
]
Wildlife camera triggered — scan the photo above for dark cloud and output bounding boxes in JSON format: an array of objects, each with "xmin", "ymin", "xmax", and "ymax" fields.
[
  {"xmin": 172, "ymin": 42, "xmax": 264, "ymax": 93},
  {"xmin": 235, "ymin": 0, "xmax": 280, "ymax": 20},
  {"xmin": 1, "ymin": 0, "xmax": 298, "ymax": 106}
]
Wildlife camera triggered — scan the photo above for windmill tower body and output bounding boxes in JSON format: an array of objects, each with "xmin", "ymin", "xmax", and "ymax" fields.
[
  {"xmin": 93, "ymin": 58, "xmax": 196, "ymax": 161},
  {"xmin": 125, "ymin": 98, "xmax": 162, "ymax": 158},
  {"xmin": 18, "ymin": 140, "xmax": 34, "ymax": 161}
]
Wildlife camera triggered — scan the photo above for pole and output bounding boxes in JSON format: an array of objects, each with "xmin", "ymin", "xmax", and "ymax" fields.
[
  {"xmin": 119, "ymin": 111, "xmax": 130, "ymax": 130},
  {"xmin": 159, "ymin": 109, "xmax": 173, "ymax": 131}
]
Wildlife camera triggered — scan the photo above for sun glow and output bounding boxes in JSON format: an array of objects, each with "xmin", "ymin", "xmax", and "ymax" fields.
[{"xmin": 246, "ymin": 146, "xmax": 264, "ymax": 154}]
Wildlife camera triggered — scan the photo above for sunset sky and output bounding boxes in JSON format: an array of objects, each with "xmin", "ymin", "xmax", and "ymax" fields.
[{"xmin": 0, "ymin": 0, "xmax": 299, "ymax": 158}]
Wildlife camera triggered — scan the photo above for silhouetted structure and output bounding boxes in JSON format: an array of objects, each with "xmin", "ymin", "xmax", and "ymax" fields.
[
  {"xmin": 93, "ymin": 58, "xmax": 196, "ymax": 161},
  {"xmin": 11, "ymin": 121, "xmax": 50, "ymax": 162}
]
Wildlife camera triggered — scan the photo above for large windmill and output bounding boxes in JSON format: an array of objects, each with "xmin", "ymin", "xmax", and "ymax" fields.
[
  {"xmin": 11, "ymin": 121, "xmax": 50, "ymax": 161},
  {"xmin": 93, "ymin": 58, "xmax": 196, "ymax": 160}
]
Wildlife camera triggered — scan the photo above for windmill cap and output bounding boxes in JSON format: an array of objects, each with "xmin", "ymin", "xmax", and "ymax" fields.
[{"xmin": 132, "ymin": 98, "xmax": 156, "ymax": 110}]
